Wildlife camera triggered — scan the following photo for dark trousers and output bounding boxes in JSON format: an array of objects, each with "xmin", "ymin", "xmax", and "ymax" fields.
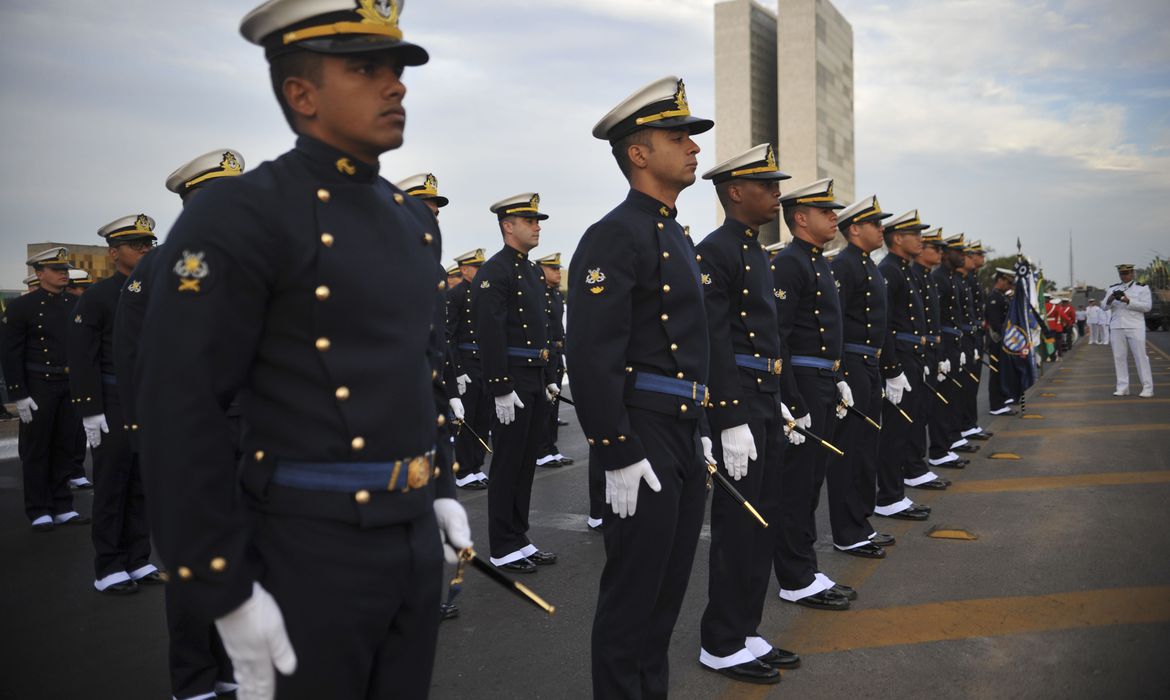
[
  {"xmin": 259, "ymin": 509, "xmax": 443, "ymax": 700},
  {"xmin": 19, "ymin": 378, "xmax": 76, "ymax": 520},
  {"xmin": 828, "ymin": 356, "xmax": 880, "ymax": 546},
  {"xmin": 927, "ymin": 350, "xmax": 964, "ymax": 459},
  {"xmin": 487, "ymin": 369, "xmax": 551, "ymax": 560},
  {"xmin": 700, "ymin": 393, "xmax": 784, "ymax": 658},
  {"xmin": 454, "ymin": 363, "xmax": 490, "ymax": 475},
  {"xmin": 588, "ymin": 453, "xmax": 606, "ymax": 521},
  {"xmin": 878, "ymin": 352, "xmax": 929, "ymax": 506},
  {"xmin": 959, "ymin": 335, "xmax": 981, "ymax": 430},
  {"xmin": 537, "ymin": 361, "xmax": 565, "ymax": 458},
  {"xmin": 91, "ymin": 390, "xmax": 152, "ymax": 579},
  {"xmin": 772, "ymin": 371, "xmax": 838, "ymax": 592},
  {"xmin": 592, "ymin": 408, "xmax": 706, "ymax": 700},
  {"xmin": 166, "ymin": 584, "xmax": 233, "ymax": 700}
]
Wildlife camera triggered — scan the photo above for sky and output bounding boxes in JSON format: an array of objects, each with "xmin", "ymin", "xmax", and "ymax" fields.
[{"xmin": 1, "ymin": 0, "xmax": 1168, "ymax": 290}]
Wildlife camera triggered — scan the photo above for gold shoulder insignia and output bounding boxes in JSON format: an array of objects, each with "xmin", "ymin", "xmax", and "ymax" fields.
[
  {"xmin": 774, "ymin": 289, "xmax": 787, "ymax": 300},
  {"xmin": 174, "ymin": 250, "xmax": 209, "ymax": 292},
  {"xmin": 701, "ymin": 273, "xmax": 712, "ymax": 286},
  {"xmin": 480, "ymin": 280, "xmax": 491, "ymax": 289}
]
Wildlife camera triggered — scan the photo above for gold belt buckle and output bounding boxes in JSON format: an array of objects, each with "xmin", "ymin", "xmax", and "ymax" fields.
[
  {"xmin": 539, "ymin": 348, "xmax": 550, "ymax": 361},
  {"xmin": 406, "ymin": 455, "xmax": 431, "ymax": 491},
  {"xmin": 771, "ymin": 358, "xmax": 783, "ymax": 375},
  {"xmin": 831, "ymin": 359, "xmax": 841, "ymax": 372}
]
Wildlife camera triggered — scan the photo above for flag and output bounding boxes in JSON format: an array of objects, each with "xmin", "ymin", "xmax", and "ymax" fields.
[{"xmin": 1002, "ymin": 255, "xmax": 1039, "ymax": 393}]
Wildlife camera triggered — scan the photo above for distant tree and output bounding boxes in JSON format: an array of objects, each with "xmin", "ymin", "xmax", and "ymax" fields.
[{"xmin": 978, "ymin": 254, "xmax": 1015, "ymax": 291}]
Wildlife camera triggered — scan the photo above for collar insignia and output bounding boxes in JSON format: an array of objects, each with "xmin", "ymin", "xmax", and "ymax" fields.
[
  {"xmin": 774, "ymin": 289, "xmax": 787, "ymax": 300},
  {"xmin": 127, "ymin": 280, "xmax": 143, "ymax": 293},
  {"xmin": 480, "ymin": 280, "xmax": 490, "ymax": 289},
  {"xmin": 336, "ymin": 158, "xmax": 357, "ymax": 176},
  {"xmin": 701, "ymin": 273, "xmax": 712, "ymax": 286}
]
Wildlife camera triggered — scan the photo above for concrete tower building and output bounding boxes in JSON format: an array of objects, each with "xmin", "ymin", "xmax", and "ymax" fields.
[{"xmin": 714, "ymin": 0, "xmax": 855, "ymax": 244}]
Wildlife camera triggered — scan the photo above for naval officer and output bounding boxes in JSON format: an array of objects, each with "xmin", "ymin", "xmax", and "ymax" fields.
[
  {"xmin": 1105, "ymin": 264, "xmax": 1155, "ymax": 397},
  {"xmin": 986, "ymin": 267, "xmax": 1020, "ymax": 415},
  {"xmin": 446, "ymin": 247, "xmax": 491, "ymax": 488},
  {"xmin": 136, "ymin": 2, "xmax": 471, "ymax": 696},
  {"xmin": 535, "ymin": 252, "xmax": 573, "ymax": 468},
  {"xmin": 770, "ymin": 178, "xmax": 857, "ymax": 611},
  {"xmin": 568, "ymin": 75, "xmax": 715, "ymax": 699},
  {"xmin": 2, "ymin": 248, "xmax": 89, "ymax": 531},
  {"xmin": 830, "ymin": 196, "xmax": 914, "ymax": 553},
  {"xmin": 68, "ymin": 215, "xmax": 160, "ymax": 594},
  {"xmin": 472, "ymin": 192, "xmax": 559, "ymax": 572},
  {"xmin": 695, "ymin": 143, "xmax": 801, "ymax": 684}
]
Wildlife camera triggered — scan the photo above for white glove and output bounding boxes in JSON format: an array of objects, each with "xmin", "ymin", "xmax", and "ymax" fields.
[
  {"xmin": 974, "ymin": 349, "xmax": 981, "ymax": 362},
  {"xmin": 780, "ymin": 403, "xmax": 806, "ymax": 445},
  {"xmin": 455, "ymin": 374, "xmax": 471, "ymax": 396},
  {"xmin": 433, "ymin": 497, "xmax": 472, "ymax": 565},
  {"xmin": 885, "ymin": 372, "xmax": 911, "ymax": 406},
  {"xmin": 82, "ymin": 413, "xmax": 109, "ymax": 448},
  {"xmin": 448, "ymin": 398, "xmax": 464, "ymax": 422},
  {"xmin": 15, "ymin": 397, "xmax": 38, "ymax": 424},
  {"xmin": 545, "ymin": 383, "xmax": 560, "ymax": 402},
  {"xmin": 835, "ymin": 381, "xmax": 854, "ymax": 419},
  {"xmin": 959, "ymin": 351, "xmax": 967, "ymax": 368},
  {"xmin": 494, "ymin": 391, "xmax": 525, "ymax": 425},
  {"xmin": 796, "ymin": 413, "xmax": 812, "ymax": 430},
  {"xmin": 605, "ymin": 459, "xmax": 661, "ymax": 518},
  {"xmin": 719, "ymin": 424, "xmax": 756, "ymax": 481},
  {"xmin": 701, "ymin": 436, "xmax": 716, "ymax": 465},
  {"xmin": 939, "ymin": 359, "xmax": 950, "ymax": 375},
  {"xmin": 214, "ymin": 582, "xmax": 297, "ymax": 700},
  {"xmin": 923, "ymin": 365, "xmax": 929, "ymax": 382}
]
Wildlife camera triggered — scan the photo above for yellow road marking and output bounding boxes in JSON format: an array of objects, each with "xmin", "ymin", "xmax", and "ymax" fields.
[
  {"xmin": 1000, "ymin": 423, "xmax": 1170, "ymax": 437},
  {"xmin": 948, "ymin": 470, "xmax": 1170, "ymax": 493},
  {"xmin": 785, "ymin": 586, "xmax": 1170, "ymax": 655}
]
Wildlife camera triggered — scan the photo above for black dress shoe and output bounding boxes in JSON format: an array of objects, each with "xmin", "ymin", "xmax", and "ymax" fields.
[
  {"xmin": 100, "ymin": 580, "xmax": 139, "ymax": 596},
  {"xmin": 953, "ymin": 444, "xmax": 980, "ymax": 453},
  {"xmin": 935, "ymin": 459, "xmax": 968, "ymax": 469},
  {"xmin": 838, "ymin": 542, "xmax": 885, "ymax": 559},
  {"xmin": 556, "ymin": 419, "xmax": 569, "ymax": 426},
  {"xmin": 440, "ymin": 603, "xmax": 460, "ymax": 621},
  {"xmin": 869, "ymin": 532, "xmax": 896, "ymax": 547},
  {"xmin": 909, "ymin": 478, "xmax": 948, "ymax": 490},
  {"xmin": 909, "ymin": 503, "xmax": 932, "ymax": 514},
  {"xmin": 883, "ymin": 507, "xmax": 929, "ymax": 521},
  {"xmin": 57, "ymin": 514, "xmax": 92, "ymax": 526},
  {"xmin": 136, "ymin": 570, "xmax": 166, "ymax": 585},
  {"xmin": 557, "ymin": 456, "xmax": 575, "ymax": 465},
  {"xmin": 790, "ymin": 590, "xmax": 850, "ymax": 611},
  {"xmin": 458, "ymin": 480, "xmax": 488, "ymax": 490},
  {"xmin": 830, "ymin": 584, "xmax": 857, "ymax": 601},
  {"xmin": 969, "ymin": 431, "xmax": 994, "ymax": 440},
  {"xmin": 498, "ymin": 558, "xmax": 536, "ymax": 574},
  {"xmin": 757, "ymin": 647, "xmax": 801, "ymax": 669},
  {"xmin": 703, "ymin": 659, "xmax": 780, "ymax": 684},
  {"xmin": 31, "ymin": 521, "xmax": 54, "ymax": 532},
  {"xmin": 529, "ymin": 550, "xmax": 558, "ymax": 565}
]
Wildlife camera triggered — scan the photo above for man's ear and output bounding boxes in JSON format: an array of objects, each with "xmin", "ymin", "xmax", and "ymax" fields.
[
  {"xmin": 283, "ymin": 76, "xmax": 318, "ymax": 122},
  {"xmin": 626, "ymin": 142, "xmax": 649, "ymax": 171}
]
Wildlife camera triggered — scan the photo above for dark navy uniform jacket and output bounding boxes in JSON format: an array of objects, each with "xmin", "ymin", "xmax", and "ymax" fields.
[
  {"xmin": 2, "ymin": 287, "xmax": 77, "ymax": 398},
  {"xmin": 67, "ymin": 271, "xmax": 126, "ymax": 416},
  {"xmin": 955, "ymin": 271, "xmax": 975, "ymax": 333},
  {"xmin": 545, "ymin": 285, "xmax": 565, "ymax": 354},
  {"xmin": 112, "ymin": 248, "xmax": 158, "ymax": 435},
  {"xmin": 445, "ymin": 279, "xmax": 477, "ymax": 374},
  {"xmin": 931, "ymin": 265, "xmax": 965, "ymax": 360},
  {"xmin": 696, "ymin": 218, "xmax": 787, "ymax": 432},
  {"xmin": 877, "ymin": 252, "xmax": 928, "ymax": 373},
  {"xmin": 470, "ymin": 245, "xmax": 553, "ymax": 397},
  {"xmin": 566, "ymin": 190, "xmax": 710, "ymax": 471},
  {"xmin": 833, "ymin": 244, "xmax": 901, "ymax": 379},
  {"xmin": 770, "ymin": 236, "xmax": 842, "ymax": 417},
  {"xmin": 986, "ymin": 288, "xmax": 1008, "ymax": 343},
  {"xmin": 136, "ymin": 136, "xmax": 453, "ymax": 619},
  {"xmin": 914, "ymin": 263, "xmax": 942, "ymax": 357}
]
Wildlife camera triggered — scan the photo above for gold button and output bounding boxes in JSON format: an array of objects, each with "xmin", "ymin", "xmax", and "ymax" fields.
[
  {"xmin": 351, "ymin": 436, "xmax": 365, "ymax": 451},
  {"xmin": 317, "ymin": 188, "xmax": 331, "ymax": 202},
  {"xmin": 422, "ymin": 233, "xmax": 433, "ymax": 245},
  {"xmin": 670, "ymin": 343, "xmax": 678, "ymax": 351},
  {"xmin": 662, "ymin": 251, "xmax": 670, "ymax": 259},
  {"xmin": 602, "ymin": 439, "xmax": 611, "ymax": 446},
  {"xmin": 588, "ymin": 438, "xmax": 596, "ymax": 445},
  {"xmin": 393, "ymin": 193, "xmax": 405, "ymax": 204},
  {"xmin": 354, "ymin": 490, "xmax": 371, "ymax": 504},
  {"xmin": 320, "ymin": 232, "xmax": 334, "ymax": 247},
  {"xmin": 618, "ymin": 435, "xmax": 627, "ymax": 442},
  {"xmin": 680, "ymin": 404, "xmax": 688, "ymax": 412},
  {"xmin": 438, "ymin": 281, "xmax": 446, "ymax": 290},
  {"xmin": 657, "ymin": 222, "xmax": 665, "ymax": 230},
  {"xmin": 452, "ymin": 461, "xmax": 461, "ymax": 473},
  {"xmin": 315, "ymin": 285, "xmax": 331, "ymax": 300},
  {"xmin": 661, "ymin": 314, "xmax": 669, "ymax": 321},
  {"xmin": 335, "ymin": 386, "xmax": 350, "ymax": 400},
  {"xmin": 315, "ymin": 337, "xmax": 331, "ymax": 351},
  {"xmin": 437, "ymin": 414, "xmax": 446, "ymax": 427},
  {"xmin": 677, "ymin": 372, "xmax": 684, "ymax": 379},
  {"xmin": 662, "ymin": 284, "xmax": 671, "ymax": 293},
  {"xmin": 210, "ymin": 557, "xmax": 227, "ymax": 572},
  {"xmin": 177, "ymin": 566, "xmax": 192, "ymax": 580},
  {"xmin": 254, "ymin": 450, "xmax": 265, "ymax": 461}
]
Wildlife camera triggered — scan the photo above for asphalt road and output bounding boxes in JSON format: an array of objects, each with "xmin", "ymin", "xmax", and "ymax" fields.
[{"xmin": 3, "ymin": 332, "xmax": 1169, "ymax": 699}]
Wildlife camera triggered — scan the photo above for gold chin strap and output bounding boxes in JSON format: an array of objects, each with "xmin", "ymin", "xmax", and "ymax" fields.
[
  {"xmin": 729, "ymin": 164, "xmax": 779, "ymax": 178},
  {"xmin": 634, "ymin": 107, "xmax": 690, "ymax": 126},
  {"xmin": 282, "ymin": 21, "xmax": 403, "ymax": 45},
  {"xmin": 185, "ymin": 169, "xmax": 242, "ymax": 190}
]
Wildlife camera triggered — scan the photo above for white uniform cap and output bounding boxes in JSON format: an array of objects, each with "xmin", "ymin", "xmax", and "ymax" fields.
[
  {"xmin": 777, "ymin": 178, "xmax": 843, "ymax": 209},
  {"xmin": 885, "ymin": 210, "xmax": 930, "ymax": 233},
  {"xmin": 490, "ymin": 193, "xmax": 548, "ymax": 220},
  {"xmin": 68, "ymin": 269, "xmax": 92, "ymax": 283},
  {"xmin": 166, "ymin": 149, "xmax": 245, "ymax": 195},
  {"xmin": 240, "ymin": 0, "xmax": 428, "ymax": 64},
  {"xmin": 26, "ymin": 247, "xmax": 71, "ymax": 268},
  {"xmin": 23, "ymin": 274, "xmax": 39, "ymax": 286},
  {"xmin": 395, "ymin": 172, "xmax": 449, "ymax": 207},
  {"xmin": 98, "ymin": 214, "xmax": 157, "ymax": 242},
  {"xmin": 837, "ymin": 195, "xmax": 893, "ymax": 229},
  {"xmin": 701, "ymin": 143, "xmax": 789, "ymax": 183},
  {"xmin": 592, "ymin": 75, "xmax": 714, "ymax": 143}
]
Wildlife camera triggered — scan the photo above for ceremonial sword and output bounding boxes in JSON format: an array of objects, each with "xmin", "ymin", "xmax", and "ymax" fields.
[
  {"xmin": 705, "ymin": 462, "xmax": 769, "ymax": 528},
  {"xmin": 445, "ymin": 548, "xmax": 556, "ymax": 616}
]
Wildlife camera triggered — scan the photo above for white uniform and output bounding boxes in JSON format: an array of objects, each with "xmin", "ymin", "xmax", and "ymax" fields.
[
  {"xmin": 1103, "ymin": 282, "xmax": 1154, "ymax": 395},
  {"xmin": 1086, "ymin": 305, "xmax": 1107, "ymax": 344}
]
